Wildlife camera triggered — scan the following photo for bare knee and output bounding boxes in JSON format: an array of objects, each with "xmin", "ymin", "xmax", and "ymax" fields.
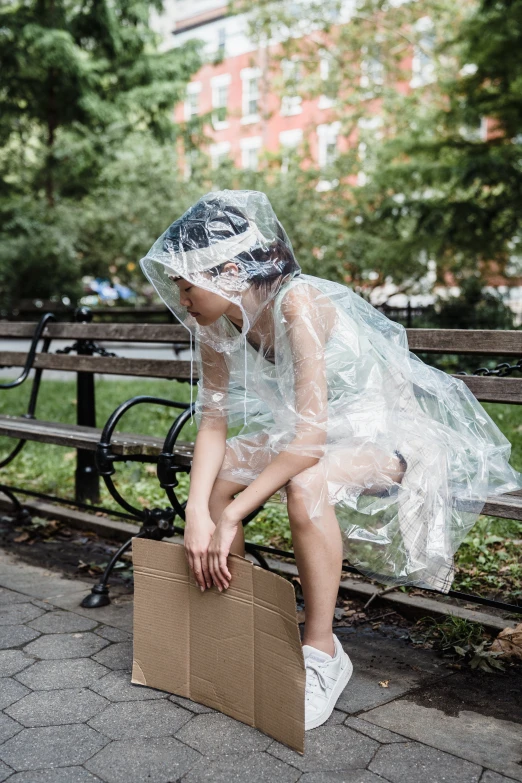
[
  {"xmin": 209, "ymin": 477, "xmax": 243, "ymax": 504},
  {"xmin": 286, "ymin": 479, "xmax": 316, "ymax": 534}
]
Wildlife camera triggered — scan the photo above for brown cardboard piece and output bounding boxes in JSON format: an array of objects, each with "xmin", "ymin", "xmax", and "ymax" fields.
[{"xmin": 131, "ymin": 537, "xmax": 306, "ymax": 753}]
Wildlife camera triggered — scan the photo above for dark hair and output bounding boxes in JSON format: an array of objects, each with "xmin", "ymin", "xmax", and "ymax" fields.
[{"xmin": 163, "ymin": 195, "xmax": 301, "ymax": 294}]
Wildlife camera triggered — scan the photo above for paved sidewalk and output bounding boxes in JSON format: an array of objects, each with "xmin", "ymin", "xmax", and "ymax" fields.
[{"xmin": 0, "ymin": 547, "xmax": 520, "ymax": 783}]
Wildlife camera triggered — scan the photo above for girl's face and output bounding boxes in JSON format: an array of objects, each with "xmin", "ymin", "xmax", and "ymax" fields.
[{"xmin": 172, "ymin": 262, "xmax": 243, "ymax": 326}]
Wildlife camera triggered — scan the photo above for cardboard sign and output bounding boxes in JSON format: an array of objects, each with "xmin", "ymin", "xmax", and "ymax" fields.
[{"xmin": 131, "ymin": 538, "xmax": 305, "ymax": 753}]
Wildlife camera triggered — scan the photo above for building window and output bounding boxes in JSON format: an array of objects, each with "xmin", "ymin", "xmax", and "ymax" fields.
[
  {"xmin": 210, "ymin": 142, "xmax": 231, "ymax": 169},
  {"xmin": 357, "ymin": 116, "xmax": 383, "ymax": 185},
  {"xmin": 279, "ymin": 128, "xmax": 303, "ymax": 173},
  {"xmin": 240, "ymin": 67, "xmax": 261, "ymax": 124},
  {"xmin": 240, "ymin": 136, "xmax": 262, "ymax": 170},
  {"xmin": 184, "ymin": 82, "xmax": 201, "ymax": 121},
  {"xmin": 184, "ymin": 148, "xmax": 199, "ymax": 181},
  {"xmin": 317, "ymin": 122, "xmax": 340, "ymax": 168},
  {"xmin": 280, "ymin": 58, "xmax": 302, "ymax": 116},
  {"xmin": 217, "ymin": 27, "xmax": 226, "ymax": 59},
  {"xmin": 318, "ymin": 49, "xmax": 334, "ymax": 109},
  {"xmin": 360, "ymin": 45, "xmax": 384, "ymax": 94},
  {"xmin": 211, "ymin": 74, "xmax": 231, "ymax": 130},
  {"xmin": 410, "ymin": 18, "xmax": 435, "ymax": 88}
]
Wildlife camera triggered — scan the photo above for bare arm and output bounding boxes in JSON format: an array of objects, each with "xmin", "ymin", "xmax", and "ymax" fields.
[
  {"xmin": 226, "ymin": 285, "xmax": 329, "ymax": 520},
  {"xmin": 184, "ymin": 342, "xmax": 229, "ymax": 590}
]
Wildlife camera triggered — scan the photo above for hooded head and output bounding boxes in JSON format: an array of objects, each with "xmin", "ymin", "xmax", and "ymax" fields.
[
  {"xmin": 139, "ymin": 189, "xmax": 301, "ymax": 425},
  {"xmin": 140, "ymin": 189, "xmax": 301, "ymax": 353}
]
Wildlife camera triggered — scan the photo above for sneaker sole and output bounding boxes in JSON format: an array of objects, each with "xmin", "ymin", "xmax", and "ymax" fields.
[{"xmin": 305, "ymin": 653, "xmax": 353, "ymax": 731}]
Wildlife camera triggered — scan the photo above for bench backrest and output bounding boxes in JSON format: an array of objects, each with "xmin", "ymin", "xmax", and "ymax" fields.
[{"xmin": 0, "ymin": 322, "xmax": 521, "ymax": 402}]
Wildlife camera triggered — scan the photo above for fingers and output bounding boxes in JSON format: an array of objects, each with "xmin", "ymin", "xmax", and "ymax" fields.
[
  {"xmin": 200, "ymin": 551, "xmax": 212, "ymax": 590},
  {"xmin": 192, "ymin": 555, "xmax": 207, "ymax": 591},
  {"xmin": 185, "ymin": 548, "xmax": 208, "ymax": 592},
  {"xmin": 208, "ymin": 549, "xmax": 231, "ymax": 591}
]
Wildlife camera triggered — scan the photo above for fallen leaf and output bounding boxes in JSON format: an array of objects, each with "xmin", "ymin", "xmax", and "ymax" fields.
[
  {"xmin": 379, "ymin": 680, "xmax": 390, "ymax": 688},
  {"xmin": 13, "ymin": 532, "xmax": 30, "ymax": 543},
  {"xmin": 491, "ymin": 624, "xmax": 522, "ymax": 659}
]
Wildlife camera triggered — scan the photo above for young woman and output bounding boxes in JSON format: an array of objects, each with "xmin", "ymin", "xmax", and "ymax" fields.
[{"xmin": 140, "ymin": 189, "xmax": 522, "ymax": 730}]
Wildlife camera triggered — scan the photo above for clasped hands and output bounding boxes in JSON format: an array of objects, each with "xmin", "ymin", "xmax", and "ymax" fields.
[{"xmin": 183, "ymin": 507, "xmax": 241, "ymax": 593}]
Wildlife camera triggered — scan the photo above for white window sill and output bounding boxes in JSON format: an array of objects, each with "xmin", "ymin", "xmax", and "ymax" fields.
[
  {"xmin": 240, "ymin": 114, "xmax": 260, "ymax": 125},
  {"xmin": 212, "ymin": 120, "xmax": 230, "ymax": 131},
  {"xmin": 280, "ymin": 105, "xmax": 303, "ymax": 117},
  {"xmin": 318, "ymin": 96, "xmax": 334, "ymax": 109}
]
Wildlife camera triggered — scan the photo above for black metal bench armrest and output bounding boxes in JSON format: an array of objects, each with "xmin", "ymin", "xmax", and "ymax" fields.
[
  {"xmin": 0, "ymin": 313, "xmax": 56, "ymax": 391},
  {"xmin": 0, "ymin": 312, "xmax": 57, "ymax": 470},
  {"xmin": 96, "ymin": 395, "xmax": 194, "ymax": 520}
]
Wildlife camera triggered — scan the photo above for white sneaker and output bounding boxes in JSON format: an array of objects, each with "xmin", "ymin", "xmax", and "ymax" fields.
[{"xmin": 302, "ymin": 633, "xmax": 353, "ymax": 730}]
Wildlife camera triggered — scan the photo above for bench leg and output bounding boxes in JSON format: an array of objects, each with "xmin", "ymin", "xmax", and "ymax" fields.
[
  {"xmin": 80, "ymin": 535, "xmax": 141, "ymax": 608},
  {"xmin": 0, "ymin": 485, "xmax": 32, "ymax": 526}
]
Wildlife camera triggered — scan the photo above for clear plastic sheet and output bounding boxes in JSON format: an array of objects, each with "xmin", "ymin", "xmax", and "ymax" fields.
[{"xmin": 140, "ymin": 189, "xmax": 522, "ymax": 592}]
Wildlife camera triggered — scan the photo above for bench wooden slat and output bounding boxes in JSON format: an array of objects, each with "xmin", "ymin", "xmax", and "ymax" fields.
[
  {"xmin": 1, "ymin": 323, "xmax": 521, "ymax": 354},
  {"xmin": 407, "ymin": 329, "xmax": 522, "ymax": 354},
  {"xmin": 0, "ymin": 352, "xmax": 194, "ymax": 380},
  {"xmin": 2, "ymin": 351, "xmax": 521, "ymax": 402},
  {"xmin": 454, "ymin": 375, "xmax": 522, "ymax": 404},
  {"xmin": 0, "ymin": 415, "xmax": 193, "ymax": 461},
  {"xmin": 0, "ymin": 323, "xmax": 191, "ymax": 344},
  {"xmin": 482, "ymin": 493, "xmax": 522, "ymax": 521}
]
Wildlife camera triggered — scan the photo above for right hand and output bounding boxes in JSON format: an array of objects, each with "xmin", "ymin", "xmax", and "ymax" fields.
[{"xmin": 183, "ymin": 509, "xmax": 216, "ymax": 591}]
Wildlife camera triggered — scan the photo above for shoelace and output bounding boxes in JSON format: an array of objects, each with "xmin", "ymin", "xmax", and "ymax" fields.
[{"xmin": 304, "ymin": 659, "xmax": 329, "ymax": 700}]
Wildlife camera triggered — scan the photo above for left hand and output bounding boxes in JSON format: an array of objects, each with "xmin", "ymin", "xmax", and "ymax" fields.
[{"xmin": 208, "ymin": 511, "xmax": 241, "ymax": 591}]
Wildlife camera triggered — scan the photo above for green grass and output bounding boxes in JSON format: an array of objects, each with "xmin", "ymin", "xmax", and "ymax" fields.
[{"xmin": 1, "ymin": 378, "xmax": 521, "ymax": 601}]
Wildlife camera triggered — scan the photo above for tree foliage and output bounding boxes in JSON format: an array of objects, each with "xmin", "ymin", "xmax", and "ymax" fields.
[
  {"xmin": 230, "ymin": 0, "xmax": 522, "ymax": 298},
  {"xmin": 0, "ymin": 0, "xmax": 203, "ymax": 308}
]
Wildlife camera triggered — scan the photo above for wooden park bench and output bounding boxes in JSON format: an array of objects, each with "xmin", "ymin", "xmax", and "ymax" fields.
[{"xmin": 0, "ymin": 309, "xmax": 521, "ymax": 615}]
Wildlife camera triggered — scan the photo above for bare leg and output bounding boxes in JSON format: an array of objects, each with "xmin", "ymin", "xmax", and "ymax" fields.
[
  {"xmin": 287, "ymin": 480, "xmax": 343, "ymax": 658},
  {"xmin": 208, "ymin": 477, "xmax": 246, "ymax": 556},
  {"xmin": 285, "ymin": 444, "xmax": 406, "ymax": 657}
]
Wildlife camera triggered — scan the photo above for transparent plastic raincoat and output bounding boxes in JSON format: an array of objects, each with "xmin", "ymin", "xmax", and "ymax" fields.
[{"xmin": 140, "ymin": 189, "xmax": 522, "ymax": 593}]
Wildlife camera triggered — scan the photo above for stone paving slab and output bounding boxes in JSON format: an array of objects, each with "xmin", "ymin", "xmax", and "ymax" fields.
[
  {"xmin": 175, "ymin": 712, "xmax": 273, "ymax": 755},
  {"xmin": 90, "ymin": 669, "xmax": 167, "ymax": 701},
  {"xmin": 0, "ymin": 761, "xmax": 13, "ymax": 783},
  {"xmin": 481, "ymin": 772, "xmax": 521, "ymax": 783},
  {"xmin": 84, "ymin": 736, "xmax": 201, "ymax": 783},
  {"xmin": 0, "ymin": 589, "xmax": 32, "ymax": 607},
  {"xmin": 0, "ymin": 603, "xmax": 45, "ymax": 626},
  {"xmin": 22, "ymin": 632, "xmax": 109, "ymax": 660},
  {"xmin": 5, "ymin": 687, "xmax": 109, "ymax": 727},
  {"xmin": 299, "ymin": 773, "xmax": 396, "ymax": 783},
  {"xmin": 88, "ymin": 699, "xmax": 192, "ymax": 739},
  {"xmin": 268, "ymin": 725, "xmax": 380, "ymax": 773},
  {"xmin": 0, "ymin": 625, "xmax": 39, "ymax": 650},
  {"xmin": 368, "ymin": 741, "xmax": 483, "ymax": 783},
  {"xmin": 27, "ymin": 610, "xmax": 98, "ymax": 634},
  {"xmin": 182, "ymin": 751, "xmax": 302, "ymax": 783},
  {"xmin": 0, "ymin": 652, "xmax": 35, "ymax": 678},
  {"xmin": 363, "ymin": 700, "xmax": 522, "ymax": 782},
  {"xmin": 0, "ymin": 680, "xmax": 29, "ymax": 711},
  {"xmin": 5, "ymin": 769, "xmax": 103, "ymax": 783},
  {"xmin": 14, "ymin": 658, "xmax": 109, "ymax": 691},
  {"xmin": 0, "ymin": 724, "xmax": 109, "ymax": 771}
]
